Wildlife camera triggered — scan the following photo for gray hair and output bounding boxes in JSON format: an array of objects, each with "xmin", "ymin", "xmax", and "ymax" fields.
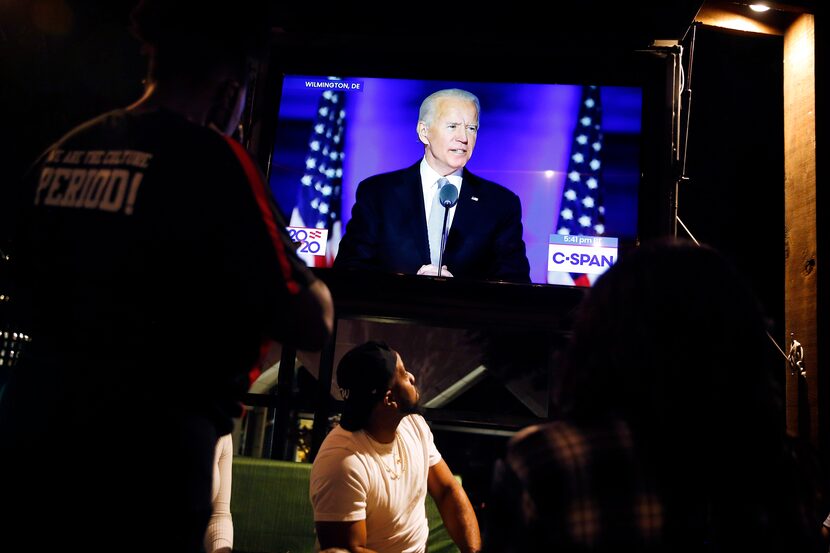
[{"xmin": 418, "ymin": 88, "xmax": 480, "ymax": 126}]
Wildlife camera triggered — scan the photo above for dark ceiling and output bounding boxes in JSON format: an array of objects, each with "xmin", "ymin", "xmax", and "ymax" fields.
[{"xmin": 272, "ymin": 1, "xmax": 707, "ymax": 52}]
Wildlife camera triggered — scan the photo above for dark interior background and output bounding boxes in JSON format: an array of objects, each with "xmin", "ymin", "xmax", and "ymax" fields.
[
  {"xmin": 1, "ymin": 0, "xmax": 817, "ymax": 526},
  {"xmin": 681, "ymin": 25, "xmax": 785, "ymax": 342}
]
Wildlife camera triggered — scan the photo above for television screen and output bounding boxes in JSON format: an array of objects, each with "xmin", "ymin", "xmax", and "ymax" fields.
[{"xmin": 262, "ymin": 73, "xmax": 644, "ymax": 286}]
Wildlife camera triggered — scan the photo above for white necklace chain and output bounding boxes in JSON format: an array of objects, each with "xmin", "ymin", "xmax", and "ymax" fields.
[{"xmin": 365, "ymin": 430, "xmax": 408, "ymax": 480}]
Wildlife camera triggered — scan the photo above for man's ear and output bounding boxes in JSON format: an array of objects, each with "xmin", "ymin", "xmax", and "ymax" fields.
[
  {"xmin": 417, "ymin": 122, "xmax": 429, "ymax": 145},
  {"xmin": 384, "ymin": 390, "xmax": 398, "ymax": 409},
  {"xmin": 206, "ymin": 79, "xmax": 243, "ymax": 135}
]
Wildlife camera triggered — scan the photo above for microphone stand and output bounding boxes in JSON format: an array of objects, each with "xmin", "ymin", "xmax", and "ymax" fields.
[{"xmin": 437, "ymin": 206, "xmax": 451, "ymax": 277}]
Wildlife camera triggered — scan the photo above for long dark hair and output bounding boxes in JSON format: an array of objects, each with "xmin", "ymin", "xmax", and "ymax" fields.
[{"xmin": 554, "ymin": 237, "xmax": 824, "ymax": 551}]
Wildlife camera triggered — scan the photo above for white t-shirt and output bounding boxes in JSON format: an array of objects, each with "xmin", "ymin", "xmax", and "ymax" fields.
[{"xmin": 310, "ymin": 414, "xmax": 442, "ymax": 553}]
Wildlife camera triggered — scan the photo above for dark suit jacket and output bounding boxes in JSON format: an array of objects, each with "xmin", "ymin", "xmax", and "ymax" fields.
[{"xmin": 334, "ymin": 162, "xmax": 531, "ymax": 283}]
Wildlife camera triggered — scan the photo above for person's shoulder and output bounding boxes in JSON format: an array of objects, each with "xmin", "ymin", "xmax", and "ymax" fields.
[
  {"xmin": 312, "ymin": 427, "xmax": 375, "ymax": 475},
  {"xmin": 464, "ymin": 169, "xmax": 519, "ymax": 199},
  {"xmin": 507, "ymin": 418, "xmax": 593, "ymax": 458},
  {"xmin": 27, "ymin": 110, "xmax": 132, "ymax": 173},
  {"xmin": 217, "ymin": 433, "xmax": 233, "ymax": 452},
  {"xmin": 146, "ymin": 109, "xmax": 234, "ymax": 152},
  {"xmin": 49, "ymin": 109, "xmax": 129, "ymax": 149},
  {"xmin": 401, "ymin": 414, "xmax": 433, "ymax": 440},
  {"xmin": 404, "ymin": 412, "xmax": 429, "ymax": 427},
  {"xmin": 507, "ymin": 418, "xmax": 638, "ymax": 472},
  {"xmin": 319, "ymin": 423, "xmax": 351, "ymax": 443},
  {"xmin": 357, "ymin": 162, "xmax": 419, "ymax": 188},
  {"xmin": 139, "ymin": 111, "xmax": 255, "ymax": 182},
  {"xmin": 502, "ymin": 420, "xmax": 592, "ymax": 482},
  {"xmin": 507, "ymin": 421, "xmax": 558, "ymax": 451},
  {"xmin": 54, "ymin": 108, "xmax": 228, "ymax": 155},
  {"xmin": 316, "ymin": 425, "xmax": 364, "ymax": 457}
]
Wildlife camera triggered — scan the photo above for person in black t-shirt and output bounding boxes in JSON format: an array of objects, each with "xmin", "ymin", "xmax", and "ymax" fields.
[{"xmin": 0, "ymin": 2, "xmax": 333, "ymax": 551}]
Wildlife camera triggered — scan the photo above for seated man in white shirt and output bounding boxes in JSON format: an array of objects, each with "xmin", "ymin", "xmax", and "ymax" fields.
[{"xmin": 310, "ymin": 341, "xmax": 481, "ymax": 553}]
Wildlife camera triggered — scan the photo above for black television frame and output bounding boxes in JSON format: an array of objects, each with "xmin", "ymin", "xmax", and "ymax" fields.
[
  {"xmin": 239, "ymin": 33, "xmax": 683, "ymax": 460},
  {"xmin": 245, "ymin": 33, "xmax": 681, "ymax": 288}
]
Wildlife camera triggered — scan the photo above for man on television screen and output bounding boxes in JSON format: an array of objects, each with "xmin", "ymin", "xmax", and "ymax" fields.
[{"xmin": 334, "ymin": 88, "xmax": 531, "ymax": 283}]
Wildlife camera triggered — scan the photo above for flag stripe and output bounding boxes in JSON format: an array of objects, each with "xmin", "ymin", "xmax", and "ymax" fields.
[
  {"xmin": 294, "ymin": 88, "xmax": 346, "ymax": 268},
  {"xmin": 548, "ymin": 85, "xmax": 605, "ymax": 287}
]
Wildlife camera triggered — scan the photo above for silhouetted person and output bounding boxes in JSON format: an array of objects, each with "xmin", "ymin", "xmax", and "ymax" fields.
[
  {"xmin": 0, "ymin": 2, "xmax": 333, "ymax": 551},
  {"xmin": 486, "ymin": 237, "xmax": 825, "ymax": 552}
]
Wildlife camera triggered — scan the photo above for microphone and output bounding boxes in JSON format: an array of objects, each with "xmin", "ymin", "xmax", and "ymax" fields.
[
  {"xmin": 437, "ymin": 182, "xmax": 459, "ymax": 276},
  {"xmin": 439, "ymin": 182, "xmax": 459, "ymax": 208}
]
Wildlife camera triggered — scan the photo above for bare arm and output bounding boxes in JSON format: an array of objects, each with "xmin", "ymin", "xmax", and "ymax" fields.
[
  {"xmin": 205, "ymin": 434, "xmax": 234, "ymax": 553},
  {"xmin": 427, "ymin": 459, "xmax": 481, "ymax": 553},
  {"xmin": 315, "ymin": 520, "xmax": 378, "ymax": 553}
]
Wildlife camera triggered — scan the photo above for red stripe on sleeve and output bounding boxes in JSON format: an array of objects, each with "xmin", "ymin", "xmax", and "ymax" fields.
[{"xmin": 223, "ymin": 136, "xmax": 301, "ymax": 295}]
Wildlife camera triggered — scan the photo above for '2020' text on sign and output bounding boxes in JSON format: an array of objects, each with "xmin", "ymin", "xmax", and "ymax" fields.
[{"xmin": 286, "ymin": 226, "xmax": 328, "ymax": 257}]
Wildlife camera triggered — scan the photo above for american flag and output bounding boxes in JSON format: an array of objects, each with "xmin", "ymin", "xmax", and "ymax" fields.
[
  {"xmin": 289, "ymin": 89, "xmax": 346, "ymax": 267},
  {"xmin": 547, "ymin": 85, "xmax": 605, "ymax": 287}
]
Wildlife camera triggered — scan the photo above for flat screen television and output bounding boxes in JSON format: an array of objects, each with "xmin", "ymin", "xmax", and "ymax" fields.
[
  {"xmin": 243, "ymin": 39, "xmax": 679, "ymax": 437},
  {"xmin": 248, "ymin": 41, "xmax": 674, "ymax": 288}
]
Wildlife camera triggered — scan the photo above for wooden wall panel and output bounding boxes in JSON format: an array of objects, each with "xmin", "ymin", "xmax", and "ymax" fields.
[{"xmin": 783, "ymin": 14, "xmax": 817, "ymax": 443}]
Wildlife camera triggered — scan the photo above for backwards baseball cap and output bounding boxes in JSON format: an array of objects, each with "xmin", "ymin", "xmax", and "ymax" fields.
[{"xmin": 337, "ymin": 341, "xmax": 397, "ymax": 431}]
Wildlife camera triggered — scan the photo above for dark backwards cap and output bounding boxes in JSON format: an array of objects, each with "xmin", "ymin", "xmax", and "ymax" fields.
[{"xmin": 337, "ymin": 341, "xmax": 397, "ymax": 431}]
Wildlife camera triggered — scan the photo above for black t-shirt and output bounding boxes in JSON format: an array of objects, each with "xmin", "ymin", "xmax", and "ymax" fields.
[{"xmin": 5, "ymin": 108, "xmax": 314, "ymax": 434}]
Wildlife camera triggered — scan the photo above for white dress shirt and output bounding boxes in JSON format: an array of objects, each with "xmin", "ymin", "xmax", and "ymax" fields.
[{"xmin": 419, "ymin": 158, "xmax": 463, "ymax": 232}]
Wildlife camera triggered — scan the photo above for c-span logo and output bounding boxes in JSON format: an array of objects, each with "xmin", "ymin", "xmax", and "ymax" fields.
[
  {"xmin": 548, "ymin": 234, "xmax": 618, "ymax": 276},
  {"xmin": 286, "ymin": 226, "xmax": 328, "ymax": 257}
]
